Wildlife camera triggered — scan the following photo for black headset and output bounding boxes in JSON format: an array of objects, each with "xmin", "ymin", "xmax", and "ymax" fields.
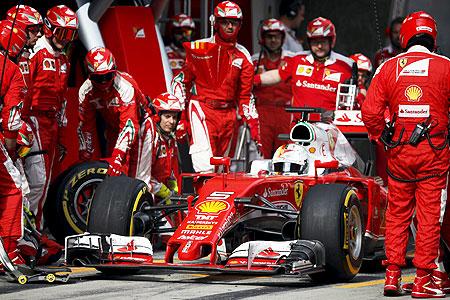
[{"xmin": 280, "ymin": 0, "xmax": 303, "ymax": 20}]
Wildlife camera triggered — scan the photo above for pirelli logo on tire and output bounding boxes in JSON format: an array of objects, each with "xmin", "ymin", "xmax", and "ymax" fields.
[{"xmin": 69, "ymin": 168, "xmax": 107, "ymax": 188}]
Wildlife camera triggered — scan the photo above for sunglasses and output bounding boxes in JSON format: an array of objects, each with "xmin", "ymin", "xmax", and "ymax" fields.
[
  {"xmin": 217, "ymin": 18, "xmax": 241, "ymax": 27},
  {"xmin": 53, "ymin": 27, "xmax": 78, "ymax": 42},
  {"xmin": 90, "ymin": 72, "xmax": 115, "ymax": 83},
  {"xmin": 174, "ymin": 28, "xmax": 193, "ymax": 37}
]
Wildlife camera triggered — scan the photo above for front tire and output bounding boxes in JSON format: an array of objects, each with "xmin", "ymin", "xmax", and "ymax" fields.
[
  {"xmin": 298, "ymin": 184, "xmax": 364, "ymax": 282},
  {"xmin": 87, "ymin": 176, "xmax": 153, "ymax": 236}
]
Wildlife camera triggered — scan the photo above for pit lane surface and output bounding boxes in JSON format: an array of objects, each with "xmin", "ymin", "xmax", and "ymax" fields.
[{"xmin": 0, "ymin": 259, "xmax": 415, "ymax": 299}]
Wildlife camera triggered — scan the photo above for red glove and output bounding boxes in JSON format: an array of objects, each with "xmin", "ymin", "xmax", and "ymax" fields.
[
  {"xmin": 105, "ymin": 149, "xmax": 126, "ymax": 176},
  {"xmin": 79, "ymin": 150, "xmax": 92, "ymax": 161},
  {"xmin": 176, "ymin": 119, "xmax": 189, "ymax": 141},
  {"xmin": 246, "ymin": 118, "xmax": 262, "ymax": 149}
]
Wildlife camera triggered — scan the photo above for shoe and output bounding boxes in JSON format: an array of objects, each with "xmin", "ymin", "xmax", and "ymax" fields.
[
  {"xmin": 412, "ymin": 273, "xmax": 445, "ymax": 298},
  {"xmin": 384, "ymin": 268, "xmax": 403, "ymax": 296},
  {"xmin": 0, "ymin": 249, "xmax": 27, "ymax": 274},
  {"xmin": 402, "ymin": 283, "xmax": 413, "ymax": 293},
  {"xmin": 432, "ymin": 270, "xmax": 450, "ymax": 294}
]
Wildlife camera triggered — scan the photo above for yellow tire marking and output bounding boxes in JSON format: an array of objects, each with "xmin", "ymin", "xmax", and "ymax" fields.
[
  {"xmin": 129, "ymin": 188, "xmax": 145, "ymax": 236},
  {"xmin": 345, "ymin": 255, "xmax": 359, "ymax": 275}
]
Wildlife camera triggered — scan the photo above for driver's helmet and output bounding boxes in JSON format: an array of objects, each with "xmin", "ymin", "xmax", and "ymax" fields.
[{"xmin": 272, "ymin": 143, "xmax": 309, "ymax": 175}]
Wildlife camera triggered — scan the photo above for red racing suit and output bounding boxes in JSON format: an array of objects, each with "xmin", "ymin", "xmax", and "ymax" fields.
[
  {"xmin": 24, "ymin": 36, "xmax": 70, "ymax": 229},
  {"xmin": 0, "ymin": 53, "xmax": 26, "ymax": 253},
  {"xmin": 171, "ymin": 36, "xmax": 260, "ymax": 172},
  {"xmin": 276, "ymin": 51, "xmax": 353, "ymax": 111},
  {"xmin": 373, "ymin": 45, "xmax": 401, "ymax": 70},
  {"xmin": 165, "ymin": 43, "xmax": 186, "ymax": 76},
  {"xmin": 78, "ymin": 71, "xmax": 147, "ymax": 177},
  {"xmin": 17, "ymin": 51, "xmax": 32, "ymax": 119},
  {"xmin": 362, "ymin": 45, "xmax": 450, "ymax": 270},
  {"xmin": 252, "ymin": 50, "xmax": 294, "ymax": 158},
  {"xmin": 134, "ymin": 117, "xmax": 179, "ymax": 195}
]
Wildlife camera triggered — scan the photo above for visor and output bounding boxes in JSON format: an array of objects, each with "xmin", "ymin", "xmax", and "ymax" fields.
[
  {"xmin": 53, "ymin": 27, "xmax": 78, "ymax": 42},
  {"xmin": 90, "ymin": 72, "xmax": 115, "ymax": 83},
  {"xmin": 27, "ymin": 24, "xmax": 43, "ymax": 35}
]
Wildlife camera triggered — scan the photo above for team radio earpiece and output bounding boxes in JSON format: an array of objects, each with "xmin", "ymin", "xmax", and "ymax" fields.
[{"xmin": 287, "ymin": 0, "xmax": 302, "ymax": 19}]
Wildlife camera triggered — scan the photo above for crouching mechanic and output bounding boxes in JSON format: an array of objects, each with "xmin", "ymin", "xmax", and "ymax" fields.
[
  {"xmin": 254, "ymin": 17, "xmax": 353, "ymax": 115},
  {"xmin": 134, "ymin": 93, "xmax": 181, "ymax": 203},
  {"xmin": 362, "ymin": 11, "xmax": 450, "ymax": 297},
  {"xmin": 171, "ymin": 1, "xmax": 260, "ymax": 172},
  {"xmin": 78, "ymin": 47, "xmax": 149, "ymax": 178}
]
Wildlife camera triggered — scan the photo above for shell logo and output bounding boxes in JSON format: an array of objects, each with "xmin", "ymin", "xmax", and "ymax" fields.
[
  {"xmin": 405, "ymin": 85, "xmax": 422, "ymax": 102},
  {"xmin": 196, "ymin": 200, "xmax": 229, "ymax": 214}
]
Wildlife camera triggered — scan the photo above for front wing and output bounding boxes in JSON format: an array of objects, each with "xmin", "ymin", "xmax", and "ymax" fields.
[{"xmin": 65, "ymin": 233, "xmax": 325, "ymax": 276}]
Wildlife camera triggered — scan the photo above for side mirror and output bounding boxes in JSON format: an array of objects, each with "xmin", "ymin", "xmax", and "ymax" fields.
[
  {"xmin": 210, "ymin": 156, "xmax": 231, "ymax": 173},
  {"xmin": 314, "ymin": 160, "xmax": 339, "ymax": 169},
  {"xmin": 314, "ymin": 160, "xmax": 339, "ymax": 177}
]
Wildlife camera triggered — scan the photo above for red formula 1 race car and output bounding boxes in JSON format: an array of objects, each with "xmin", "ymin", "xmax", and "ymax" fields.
[{"xmin": 65, "ymin": 113, "xmax": 388, "ymax": 282}]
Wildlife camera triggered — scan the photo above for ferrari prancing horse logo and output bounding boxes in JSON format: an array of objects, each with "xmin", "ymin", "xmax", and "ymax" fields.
[{"xmin": 294, "ymin": 181, "xmax": 304, "ymax": 208}]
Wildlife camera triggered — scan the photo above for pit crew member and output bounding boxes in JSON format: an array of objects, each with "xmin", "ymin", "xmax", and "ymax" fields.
[
  {"xmin": 253, "ymin": 19, "xmax": 293, "ymax": 158},
  {"xmin": 362, "ymin": 11, "xmax": 450, "ymax": 297},
  {"xmin": 135, "ymin": 92, "xmax": 181, "ymax": 203},
  {"xmin": 0, "ymin": 20, "xmax": 27, "ymax": 265},
  {"xmin": 25, "ymin": 5, "xmax": 78, "ymax": 230},
  {"xmin": 165, "ymin": 14, "xmax": 195, "ymax": 76},
  {"xmin": 171, "ymin": 1, "xmax": 260, "ymax": 172},
  {"xmin": 278, "ymin": 0, "xmax": 305, "ymax": 53},
  {"xmin": 373, "ymin": 17, "xmax": 403, "ymax": 69},
  {"xmin": 349, "ymin": 53, "xmax": 372, "ymax": 107},
  {"xmin": 6, "ymin": 5, "xmax": 43, "ymax": 119},
  {"xmin": 254, "ymin": 17, "xmax": 353, "ymax": 113},
  {"xmin": 78, "ymin": 47, "xmax": 149, "ymax": 179}
]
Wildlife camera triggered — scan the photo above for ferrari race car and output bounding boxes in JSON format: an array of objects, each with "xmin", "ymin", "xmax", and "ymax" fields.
[{"xmin": 65, "ymin": 117, "xmax": 388, "ymax": 282}]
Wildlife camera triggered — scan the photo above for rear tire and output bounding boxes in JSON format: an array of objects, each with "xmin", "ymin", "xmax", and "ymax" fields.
[{"xmin": 298, "ymin": 184, "xmax": 364, "ymax": 282}]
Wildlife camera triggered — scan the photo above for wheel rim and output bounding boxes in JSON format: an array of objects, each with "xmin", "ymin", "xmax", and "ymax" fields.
[
  {"xmin": 131, "ymin": 199, "xmax": 152, "ymax": 236},
  {"xmin": 73, "ymin": 179, "xmax": 103, "ymax": 225},
  {"xmin": 348, "ymin": 205, "xmax": 362, "ymax": 260}
]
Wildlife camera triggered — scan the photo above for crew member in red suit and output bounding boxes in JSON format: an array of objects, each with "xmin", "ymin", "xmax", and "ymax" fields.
[
  {"xmin": 0, "ymin": 20, "xmax": 28, "ymax": 266},
  {"xmin": 171, "ymin": 1, "xmax": 260, "ymax": 172},
  {"xmin": 254, "ymin": 17, "xmax": 353, "ymax": 114},
  {"xmin": 24, "ymin": 5, "xmax": 78, "ymax": 230},
  {"xmin": 165, "ymin": 14, "xmax": 195, "ymax": 76},
  {"xmin": 362, "ymin": 11, "xmax": 450, "ymax": 298},
  {"xmin": 349, "ymin": 53, "xmax": 372, "ymax": 108},
  {"xmin": 373, "ymin": 17, "xmax": 403, "ymax": 69},
  {"xmin": 78, "ymin": 47, "xmax": 150, "ymax": 180},
  {"xmin": 134, "ymin": 92, "xmax": 181, "ymax": 202},
  {"xmin": 252, "ymin": 19, "xmax": 294, "ymax": 158},
  {"xmin": 6, "ymin": 5, "xmax": 43, "ymax": 102}
]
